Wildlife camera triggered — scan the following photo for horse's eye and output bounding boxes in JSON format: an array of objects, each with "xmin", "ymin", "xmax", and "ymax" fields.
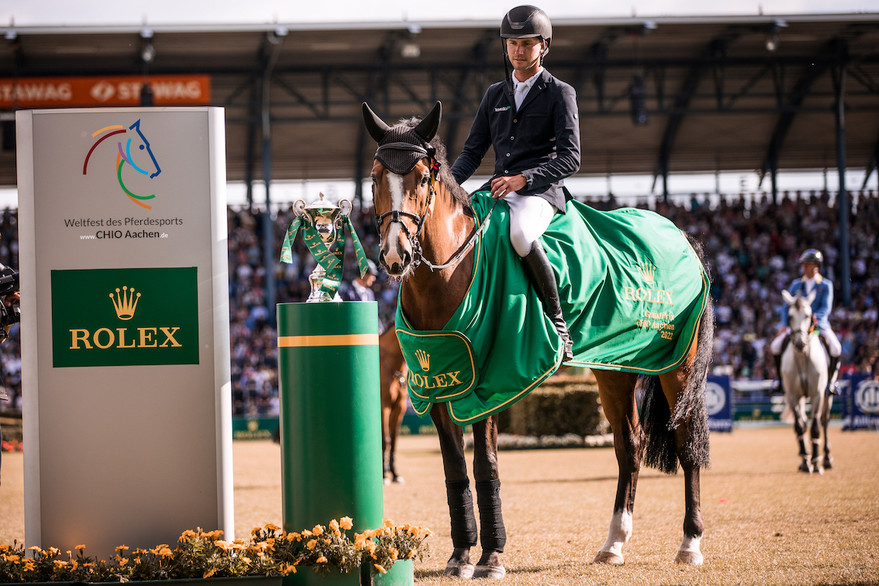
[{"xmin": 421, "ymin": 176, "xmax": 429, "ymax": 187}]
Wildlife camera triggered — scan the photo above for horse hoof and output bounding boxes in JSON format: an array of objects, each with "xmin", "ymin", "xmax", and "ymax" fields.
[
  {"xmin": 473, "ymin": 564, "xmax": 506, "ymax": 579},
  {"xmin": 593, "ymin": 551, "xmax": 624, "ymax": 565},
  {"xmin": 824, "ymin": 458, "xmax": 833, "ymax": 470},
  {"xmin": 383, "ymin": 477, "xmax": 391, "ymax": 486},
  {"xmin": 393, "ymin": 476, "xmax": 406, "ymax": 484},
  {"xmin": 444, "ymin": 562, "xmax": 475, "ymax": 579},
  {"xmin": 675, "ymin": 550, "xmax": 704, "ymax": 566},
  {"xmin": 798, "ymin": 462, "xmax": 812, "ymax": 473}
]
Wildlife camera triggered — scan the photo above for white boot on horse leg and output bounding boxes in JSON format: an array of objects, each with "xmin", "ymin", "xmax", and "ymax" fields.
[
  {"xmin": 594, "ymin": 510, "xmax": 631, "ymax": 565},
  {"xmin": 675, "ymin": 534, "xmax": 704, "ymax": 565},
  {"xmin": 799, "ymin": 457, "xmax": 813, "ymax": 474}
]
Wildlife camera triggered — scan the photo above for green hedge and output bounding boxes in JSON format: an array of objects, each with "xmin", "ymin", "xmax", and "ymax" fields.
[{"xmin": 497, "ymin": 372, "xmax": 608, "ymax": 438}]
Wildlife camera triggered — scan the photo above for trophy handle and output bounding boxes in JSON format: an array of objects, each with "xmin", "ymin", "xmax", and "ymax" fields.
[
  {"xmin": 338, "ymin": 199, "xmax": 352, "ymax": 217},
  {"xmin": 293, "ymin": 200, "xmax": 312, "ymax": 225}
]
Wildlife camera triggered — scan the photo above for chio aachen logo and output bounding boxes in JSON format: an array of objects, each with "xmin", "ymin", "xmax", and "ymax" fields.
[
  {"xmin": 854, "ymin": 379, "xmax": 879, "ymax": 415},
  {"xmin": 704, "ymin": 380, "xmax": 726, "ymax": 417},
  {"xmin": 82, "ymin": 119, "xmax": 162, "ymax": 210}
]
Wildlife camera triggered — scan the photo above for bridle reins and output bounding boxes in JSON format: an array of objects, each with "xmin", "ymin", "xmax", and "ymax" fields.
[{"xmin": 373, "ymin": 141, "xmax": 498, "ymax": 272}]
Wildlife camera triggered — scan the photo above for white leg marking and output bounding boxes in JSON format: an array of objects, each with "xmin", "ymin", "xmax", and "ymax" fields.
[
  {"xmin": 677, "ymin": 534, "xmax": 704, "ymax": 565},
  {"xmin": 599, "ymin": 510, "xmax": 632, "ymax": 558}
]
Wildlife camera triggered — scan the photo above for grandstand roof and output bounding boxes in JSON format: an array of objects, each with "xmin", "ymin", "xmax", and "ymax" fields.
[{"xmin": 1, "ymin": 13, "xmax": 878, "ymax": 193}]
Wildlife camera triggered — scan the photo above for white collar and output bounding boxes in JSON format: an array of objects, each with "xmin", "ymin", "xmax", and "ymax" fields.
[{"xmin": 512, "ymin": 68, "xmax": 542, "ymax": 92}]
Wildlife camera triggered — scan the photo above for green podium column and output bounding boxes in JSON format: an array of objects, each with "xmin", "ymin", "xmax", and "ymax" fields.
[{"xmin": 277, "ymin": 302, "xmax": 384, "ymax": 586}]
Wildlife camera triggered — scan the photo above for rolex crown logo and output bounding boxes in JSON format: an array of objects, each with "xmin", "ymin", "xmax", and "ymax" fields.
[
  {"xmin": 109, "ymin": 285, "xmax": 141, "ymax": 320},
  {"xmin": 639, "ymin": 261, "xmax": 656, "ymax": 284},
  {"xmin": 415, "ymin": 348, "xmax": 430, "ymax": 371}
]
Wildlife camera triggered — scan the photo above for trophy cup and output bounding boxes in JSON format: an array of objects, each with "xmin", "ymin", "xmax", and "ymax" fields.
[{"xmin": 280, "ymin": 192, "xmax": 369, "ymax": 303}]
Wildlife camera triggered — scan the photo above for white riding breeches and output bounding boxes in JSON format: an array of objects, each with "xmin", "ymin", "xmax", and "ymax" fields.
[
  {"xmin": 504, "ymin": 192, "xmax": 555, "ymax": 257},
  {"xmin": 770, "ymin": 326, "xmax": 841, "ymax": 358}
]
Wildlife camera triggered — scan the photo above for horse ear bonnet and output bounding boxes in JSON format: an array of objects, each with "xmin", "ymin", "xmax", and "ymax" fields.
[{"xmin": 363, "ymin": 102, "xmax": 442, "ymax": 175}]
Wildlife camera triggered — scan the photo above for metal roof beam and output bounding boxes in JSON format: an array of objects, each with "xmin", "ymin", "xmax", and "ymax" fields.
[{"xmin": 654, "ymin": 33, "xmax": 738, "ymax": 196}]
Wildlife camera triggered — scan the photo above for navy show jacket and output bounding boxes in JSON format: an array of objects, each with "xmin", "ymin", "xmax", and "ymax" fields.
[{"xmin": 451, "ymin": 68, "xmax": 581, "ymax": 213}]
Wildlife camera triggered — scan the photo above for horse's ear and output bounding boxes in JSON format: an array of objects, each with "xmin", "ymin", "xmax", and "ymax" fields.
[
  {"xmin": 362, "ymin": 102, "xmax": 391, "ymax": 143},
  {"xmin": 781, "ymin": 290, "xmax": 795, "ymax": 305},
  {"xmin": 414, "ymin": 101, "xmax": 442, "ymax": 143}
]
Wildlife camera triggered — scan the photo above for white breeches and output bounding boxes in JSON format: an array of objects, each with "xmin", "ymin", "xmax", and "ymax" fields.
[
  {"xmin": 505, "ymin": 192, "xmax": 555, "ymax": 257},
  {"xmin": 770, "ymin": 326, "xmax": 841, "ymax": 357}
]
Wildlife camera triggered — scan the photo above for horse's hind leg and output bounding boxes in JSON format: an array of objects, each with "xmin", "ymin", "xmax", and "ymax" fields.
[
  {"xmin": 380, "ymin": 403, "xmax": 393, "ymax": 484},
  {"xmin": 657, "ymin": 367, "xmax": 706, "ymax": 566},
  {"xmin": 810, "ymin": 414, "xmax": 824, "ymax": 474},
  {"xmin": 387, "ymin": 371, "xmax": 407, "ymax": 482},
  {"xmin": 593, "ymin": 371, "xmax": 640, "ymax": 565},
  {"xmin": 429, "ymin": 405, "xmax": 476, "ymax": 579},
  {"xmin": 822, "ymin": 396, "xmax": 834, "ymax": 470}
]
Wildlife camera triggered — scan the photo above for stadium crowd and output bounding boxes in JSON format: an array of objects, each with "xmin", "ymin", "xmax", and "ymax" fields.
[{"xmin": 0, "ymin": 190, "xmax": 876, "ymax": 418}]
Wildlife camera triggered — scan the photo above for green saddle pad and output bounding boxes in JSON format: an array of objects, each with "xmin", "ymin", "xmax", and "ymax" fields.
[{"xmin": 395, "ymin": 192, "xmax": 710, "ymax": 425}]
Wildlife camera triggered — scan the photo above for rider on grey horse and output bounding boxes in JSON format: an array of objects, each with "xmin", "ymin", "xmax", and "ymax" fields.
[{"xmin": 770, "ymin": 248, "xmax": 842, "ymax": 395}]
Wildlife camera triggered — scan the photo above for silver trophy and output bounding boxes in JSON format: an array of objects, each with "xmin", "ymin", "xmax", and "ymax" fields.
[{"xmin": 293, "ymin": 193, "xmax": 352, "ymax": 303}]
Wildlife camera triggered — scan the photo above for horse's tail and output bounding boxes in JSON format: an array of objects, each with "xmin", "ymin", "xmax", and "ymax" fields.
[{"xmin": 640, "ymin": 236, "xmax": 715, "ymax": 474}]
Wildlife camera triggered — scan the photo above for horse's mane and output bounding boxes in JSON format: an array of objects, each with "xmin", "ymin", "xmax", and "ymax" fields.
[{"xmin": 393, "ymin": 116, "xmax": 472, "ymax": 209}]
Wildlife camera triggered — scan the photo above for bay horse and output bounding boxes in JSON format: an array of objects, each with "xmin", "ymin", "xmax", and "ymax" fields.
[
  {"xmin": 362, "ymin": 101, "xmax": 714, "ymax": 577},
  {"xmin": 780, "ymin": 289, "xmax": 833, "ymax": 473},
  {"xmin": 379, "ymin": 327, "xmax": 408, "ymax": 484}
]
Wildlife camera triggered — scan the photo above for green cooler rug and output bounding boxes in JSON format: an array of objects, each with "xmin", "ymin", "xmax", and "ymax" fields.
[{"xmin": 396, "ymin": 191, "xmax": 710, "ymax": 424}]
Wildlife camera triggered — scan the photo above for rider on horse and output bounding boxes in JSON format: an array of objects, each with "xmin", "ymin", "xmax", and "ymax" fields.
[
  {"xmin": 450, "ymin": 5, "xmax": 580, "ymax": 361},
  {"xmin": 770, "ymin": 248, "xmax": 842, "ymax": 395}
]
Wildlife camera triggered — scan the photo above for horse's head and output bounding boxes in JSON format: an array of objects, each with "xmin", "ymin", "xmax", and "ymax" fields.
[
  {"xmin": 126, "ymin": 120, "xmax": 162, "ymax": 179},
  {"xmin": 362, "ymin": 101, "xmax": 442, "ymax": 279},
  {"xmin": 782, "ymin": 289, "xmax": 816, "ymax": 350}
]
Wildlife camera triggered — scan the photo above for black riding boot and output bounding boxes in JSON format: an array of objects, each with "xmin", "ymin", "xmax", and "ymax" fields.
[
  {"xmin": 827, "ymin": 355, "xmax": 840, "ymax": 395},
  {"xmin": 521, "ymin": 241, "xmax": 574, "ymax": 362},
  {"xmin": 772, "ymin": 353, "xmax": 784, "ymax": 394}
]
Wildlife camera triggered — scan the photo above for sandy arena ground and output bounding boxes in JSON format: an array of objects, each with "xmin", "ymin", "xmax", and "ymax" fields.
[{"xmin": 1, "ymin": 425, "xmax": 878, "ymax": 585}]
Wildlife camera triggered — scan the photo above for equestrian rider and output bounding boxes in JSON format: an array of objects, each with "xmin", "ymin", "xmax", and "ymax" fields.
[
  {"xmin": 450, "ymin": 5, "xmax": 580, "ymax": 362},
  {"xmin": 770, "ymin": 248, "xmax": 842, "ymax": 394}
]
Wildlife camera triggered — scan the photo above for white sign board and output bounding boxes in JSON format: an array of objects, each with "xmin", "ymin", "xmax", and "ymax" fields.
[{"xmin": 16, "ymin": 107, "xmax": 233, "ymax": 556}]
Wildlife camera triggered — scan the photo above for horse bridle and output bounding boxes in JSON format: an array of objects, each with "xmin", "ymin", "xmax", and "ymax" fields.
[
  {"xmin": 373, "ymin": 141, "xmax": 498, "ymax": 272},
  {"xmin": 372, "ymin": 141, "xmax": 440, "ymax": 271}
]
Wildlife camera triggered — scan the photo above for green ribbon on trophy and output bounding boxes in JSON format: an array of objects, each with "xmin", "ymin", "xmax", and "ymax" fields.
[{"xmin": 280, "ymin": 193, "xmax": 370, "ymax": 302}]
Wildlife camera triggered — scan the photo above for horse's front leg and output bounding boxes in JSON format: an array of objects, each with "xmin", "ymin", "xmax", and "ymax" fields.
[
  {"xmin": 430, "ymin": 405, "xmax": 476, "ymax": 579},
  {"xmin": 791, "ymin": 397, "xmax": 813, "ymax": 473},
  {"xmin": 593, "ymin": 371, "xmax": 639, "ymax": 565},
  {"xmin": 471, "ymin": 415, "xmax": 506, "ymax": 579}
]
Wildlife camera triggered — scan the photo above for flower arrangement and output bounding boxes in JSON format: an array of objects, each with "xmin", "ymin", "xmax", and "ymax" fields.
[{"xmin": 0, "ymin": 518, "xmax": 430, "ymax": 583}]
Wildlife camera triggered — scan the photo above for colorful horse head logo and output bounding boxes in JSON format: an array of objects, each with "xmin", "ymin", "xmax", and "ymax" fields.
[{"xmin": 82, "ymin": 119, "xmax": 162, "ymax": 210}]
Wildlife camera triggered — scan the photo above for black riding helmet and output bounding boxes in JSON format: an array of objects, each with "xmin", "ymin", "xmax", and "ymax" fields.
[
  {"xmin": 500, "ymin": 6, "xmax": 552, "ymax": 96},
  {"xmin": 799, "ymin": 248, "xmax": 824, "ymax": 266},
  {"xmin": 501, "ymin": 5, "xmax": 552, "ymax": 46}
]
